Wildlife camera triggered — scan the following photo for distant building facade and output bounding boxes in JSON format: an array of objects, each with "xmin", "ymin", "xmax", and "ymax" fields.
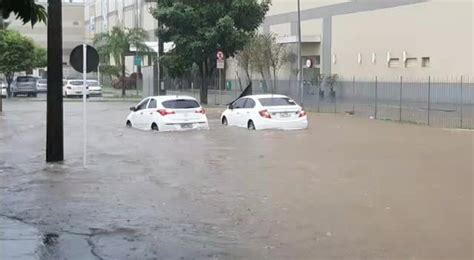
[{"xmin": 8, "ymin": 0, "xmax": 85, "ymax": 78}]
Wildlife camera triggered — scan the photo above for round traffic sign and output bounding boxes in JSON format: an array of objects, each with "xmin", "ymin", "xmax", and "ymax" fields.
[
  {"xmin": 216, "ymin": 51, "xmax": 224, "ymax": 60},
  {"xmin": 70, "ymin": 44, "xmax": 99, "ymax": 73}
]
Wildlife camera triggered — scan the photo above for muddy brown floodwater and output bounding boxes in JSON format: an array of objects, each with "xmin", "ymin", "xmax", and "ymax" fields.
[{"xmin": 0, "ymin": 99, "xmax": 472, "ymax": 259}]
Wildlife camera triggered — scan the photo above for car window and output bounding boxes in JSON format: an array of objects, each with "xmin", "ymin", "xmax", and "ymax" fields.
[
  {"xmin": 70, "ymin": 81, "xmax": 83, "ymax": 86},
  {"xmin": 38, "ymin": 79, "xmax": 47, "ymax": 84},
  {"xmin": 162, "ymin": 99, "xmax": 200, "ymax": 109},
  {"xmin": 259, "ymin": 97, "xmax": 297, "ymax": 106},
  {"xmin": 136, "ymin": 99, "xmax": 149, "ymax": 111},
  {"xmin": 233, "ymin": 98, "xmax": 247, "ymax": 109},
  {"xmin": 148, "ymin": 99, "xmax": 157, "ymax": 109},
  {"xmin": 87, "ymin": 80, "xmax": 99, "ymax": 86},
  {"xmin": 243, "ymin": 98, "xmax": 256, "ymax": 109},
  {"xmin": 17, "ymin": 77, "xmax": 36, "ymax": 83}
]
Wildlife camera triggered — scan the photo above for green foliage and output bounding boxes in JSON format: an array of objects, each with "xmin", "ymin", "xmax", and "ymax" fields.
[
  {"xmin": 33, "ymin": 46, "xmax": 46, "ymax": 68},
  {"xmin": 153, "ymin": 0, "xmax": 270, "ymax": 102},
  {"xmin": 93, "ymin": 26, "xmax": 149, "ymax": 68},
  {"xmin": 99, "ymin": 64, "xmax": 121, "ymax": 78},
  {"xmin": 237, "ymin": 33, "xmax": 287, "ymax": 92},
  {"xmin": 0, "ymin": 0, "xmax": 47, "ymax": 26},
  {"xmin": 93, "ymin": 26, "xmax": 149, "ymax": 96},
  {"xmin": 0, "ymin": 30, "xmax": 39, "ymax": 84}
]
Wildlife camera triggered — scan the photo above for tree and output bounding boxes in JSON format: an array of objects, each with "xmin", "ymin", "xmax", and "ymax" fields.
[
  {"xmin": 153, "ymin": 0, "xmax": 271, "ymax": 104},
  {"xmin": 235, "ymin": 41, "xmax": 254, "ymax": 91},
  {"xmin": 238, "ymin": 33, "xmax": 287, "ymax": 94},
  {"xmin": 0, "ymin": 0, "xmax": 47, "ymax": 26},
  {"xmin": 33, "ymin": 45, "xmax": 47, "ymax": 68},
  {"xmin": 93, "ymin": 26, "xmax": 149, "ymax": 97},
  {"xmin": 0, "ymin": 30, "xmax": 41, "ymax": 96},
  {"xmin": 267, "ymin": 33, "xmax": 287, "ymax": 93}
]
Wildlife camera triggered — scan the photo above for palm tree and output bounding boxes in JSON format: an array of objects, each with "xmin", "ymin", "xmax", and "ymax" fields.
[{"xmin": 93, "ymin": 26, "xmax": 149, "ymax": 97}]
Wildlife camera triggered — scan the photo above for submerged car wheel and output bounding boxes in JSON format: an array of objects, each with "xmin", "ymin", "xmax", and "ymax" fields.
[
  {"xmin": 126, "ymin": 120, "xmax": 132, "ymax": 128},
  {"xmin": 151, "ymin": 123, "xmax": 159, "ymax": 131},
  {"xmin": 247, "ymin": 120, "xmax": 256, "ymax": 130},
  {"xmin": 222, "ymin": 116, "xmax": 228, "ymax": 126}
]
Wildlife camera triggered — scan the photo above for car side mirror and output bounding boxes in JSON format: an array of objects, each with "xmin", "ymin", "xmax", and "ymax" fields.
[
  {"xmin": 130, "ymin": 106, "xmax": 136, "ymax": 111},
  {"xmin": 228, "ymin": 104, "xmax": 234, "ymax": 110}
]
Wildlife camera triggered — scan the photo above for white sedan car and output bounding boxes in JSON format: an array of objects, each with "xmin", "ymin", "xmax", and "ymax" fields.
[
  {"xmin": 1, "ymin": 81, "xmax": 6, "ymax": 97},
  {"xmin": 221, "ymin": 94, "xmax": 308, "ymax": 130},
  {"xmin": 126, "ymin": 96, "xmax": 209, "ymax": 131}
]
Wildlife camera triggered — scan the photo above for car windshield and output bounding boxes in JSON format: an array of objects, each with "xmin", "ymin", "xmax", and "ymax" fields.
[
  {"xmin": 259, "ymin": 97, "xmax": 297, "ymax": 106},
  {"xmin": 162, "ymin": 99, "xmax": 200, "ymax": 109},
  {"xmin": 38, "ymin": 79, "xmax": 47, "ymax": 84},
  {"xmin": 87, "ymin": 80, "xmax": 99, "ymax": 86},
  {"xmin": 17, "ymin": 77, "xmax": 36, "ymax": 82},
  {"xmin": 70, "ymin": 81, "xmax": 84, "ymax": 86}
]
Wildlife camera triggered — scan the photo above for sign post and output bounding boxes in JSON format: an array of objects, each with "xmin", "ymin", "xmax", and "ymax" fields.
[
  {"xmin": 70, "ymin": 44, "xmax": 99, "ymax": 167},
  {"xmin": 82, "ymin": 44, "xmax": 87, "ymax": 166},
  {"xmin": 216, "ymin": 51, "xmax": 225, "ymax": 104}
]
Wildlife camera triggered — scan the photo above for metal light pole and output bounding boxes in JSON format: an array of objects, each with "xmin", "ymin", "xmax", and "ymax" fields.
[
  {"xmin": 46, "ymin": 0, "xmax": 64, "ymax": 162},
  {"xmin": 297, "ymin": 0, "xmax": 303, "ymax": 105}
]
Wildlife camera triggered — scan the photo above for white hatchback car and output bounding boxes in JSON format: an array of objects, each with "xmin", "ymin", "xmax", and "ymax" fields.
[
  {"xmin": 63, "ymin": 79, "xmax": 89, "ymax": 98},
  {"xmin": 221, "ymin": 94, "xmax": 308, "ymax": 130},
  {"xmin": 126, "ymin": 96, "xmax": 209, "ymax": 131}
]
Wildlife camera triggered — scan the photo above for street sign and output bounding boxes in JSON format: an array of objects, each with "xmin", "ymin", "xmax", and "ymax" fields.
[
  {"xmin": 216, "ymin": 51, "xmax": 224, "ymax": 60},
  {"xmin": 217, "ymin": 59, "xmax": 225, "ymax": 69},
  {"xmin": 134, "ymin": 55, "xmax": 142, "ymax": 66},
  {"xmin": 70, "ymin": 45, "xmax": 99, "ymax": 73}
]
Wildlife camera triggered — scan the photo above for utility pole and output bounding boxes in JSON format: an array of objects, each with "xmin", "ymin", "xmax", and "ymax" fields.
[
  {"xmin": 46, "ymin": 0, "xmax": 64, "ymax": 162},
  {"xmin": 297, "ymin": 0, "xmax": 303, "ymax": 105}
]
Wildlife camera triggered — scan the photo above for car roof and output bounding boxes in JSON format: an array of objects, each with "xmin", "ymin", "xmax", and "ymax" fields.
[
  {"xmin": 145, "ymin": 95, "xmax": 197, "ymax": 101},
  {"xmin": 244, "ymin": 94, "xmax": 289, "ymax": 99}
]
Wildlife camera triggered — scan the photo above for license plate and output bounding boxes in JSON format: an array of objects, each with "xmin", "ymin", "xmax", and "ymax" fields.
[
  {"xmin": 181, "ymin": 123, "xmax": 193, "ymax": 129},
  {"xmin": 280, "ymin": 112, "xmax": 291, "ymax": 118}
]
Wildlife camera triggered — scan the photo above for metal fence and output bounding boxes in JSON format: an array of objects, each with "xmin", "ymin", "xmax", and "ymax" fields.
[{"xmin": 165, "ymin": 76, "xmax": 474, "ymax": 129}]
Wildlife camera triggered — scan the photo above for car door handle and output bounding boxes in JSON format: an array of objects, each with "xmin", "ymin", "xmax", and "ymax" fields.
[{"xmin": 140, "ymin": 112, "xmax": 143, "ymax": 115}]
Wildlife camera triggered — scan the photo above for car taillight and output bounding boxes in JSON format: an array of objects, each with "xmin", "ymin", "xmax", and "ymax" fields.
[
  {"xmin": 259, "ymin": 109, "xmax": 271, "ymax": 119},
  {"xmin": 298, "ymin": 109, "xmax": 307, "ymax": 117},
  {"xmin": 157, "ymin": 109, "xmax": 175, "ymax": 116},
  {"xmin": 195, "ymin": 108, "xmax": 205, "ymax": 114}
]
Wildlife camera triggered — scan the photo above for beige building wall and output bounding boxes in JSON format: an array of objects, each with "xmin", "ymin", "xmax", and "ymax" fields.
[
  {"xmin": 331, "ymin": 0, "xmax": 473, "ymax": 78},
  {"xmin": 267, "ymin": 0, "xmax": 349, "ymax": 16},
  {"xmin": 7, "ymin": 1, "xmax": 85, "ymax": 78}
]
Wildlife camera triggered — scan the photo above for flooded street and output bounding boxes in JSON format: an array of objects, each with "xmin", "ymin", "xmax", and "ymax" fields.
[{"xmin": 1, "ymin": 100, "xmax": 472, "ymax": 259}]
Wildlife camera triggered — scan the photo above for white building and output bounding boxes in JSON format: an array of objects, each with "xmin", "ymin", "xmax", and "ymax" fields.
[{"xmin": 84, "ymin": 0, "xmax": 473, "ymax": 83}]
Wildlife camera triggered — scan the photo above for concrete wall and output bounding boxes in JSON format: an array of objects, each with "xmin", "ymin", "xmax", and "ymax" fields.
[
  {"xmin": 260, "ymin": 0, "xmax": 473, "ymax": 80},
  {"xmin": 331, "ymin": 0, "xmax": 473, "ymax": 78}
]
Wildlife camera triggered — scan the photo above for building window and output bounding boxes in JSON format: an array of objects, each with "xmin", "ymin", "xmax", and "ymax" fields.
[
  {"xmin": 388, "ymin": 58, "xmax": 400, "ymax": 68},
  {"xmin": 422, "ymin": 57, "xmax": 431, "ymax": 67},
  {"xmin": 73, "ymin": 21, "xmax": 79, "ymax": 26},
  {"xmin": 405, "ymin": 58, "xmax": 418, "ymax": 68}
]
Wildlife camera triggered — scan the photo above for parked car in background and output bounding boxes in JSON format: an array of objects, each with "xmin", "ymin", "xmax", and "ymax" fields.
[
  {"xmin": 86, "ymin": 80, "xmax": 102, "ymax": 97},
  {"xmin": 36, "ymin": 79, "xmax": 47, "ymax": 93},
  {"xmin": 1, "ymin": 80, "xmax": 6, "ymax": 97},
  {"xmin": 126, "ymin": 96, "xmax": 209, "ymax": 131},
  {"xmin": 12, "ymin": 76, "xmax": 38, "ymax": 97},
  {"xmin": 221, "ymin": 94, "xmax": 308, "ymax": 130},
  {"xmin": 63, "ymin": 79, "xmax": 89, "ymax": 98}
]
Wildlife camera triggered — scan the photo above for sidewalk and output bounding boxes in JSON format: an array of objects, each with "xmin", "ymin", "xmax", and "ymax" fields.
[{"xmin": 0, "ymin": 217, "xmax": 42, "ymax": 260}]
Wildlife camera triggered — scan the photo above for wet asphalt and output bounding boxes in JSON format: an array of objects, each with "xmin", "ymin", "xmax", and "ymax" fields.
[{"xmin": 0, "ymin": 99, "xmax": 472, "ymax": 259}]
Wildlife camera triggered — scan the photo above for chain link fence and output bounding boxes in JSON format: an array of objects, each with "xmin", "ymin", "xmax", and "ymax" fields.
[{"xmin": 165, "ymin": 75, "xmax": 474, "ymax": 129}]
